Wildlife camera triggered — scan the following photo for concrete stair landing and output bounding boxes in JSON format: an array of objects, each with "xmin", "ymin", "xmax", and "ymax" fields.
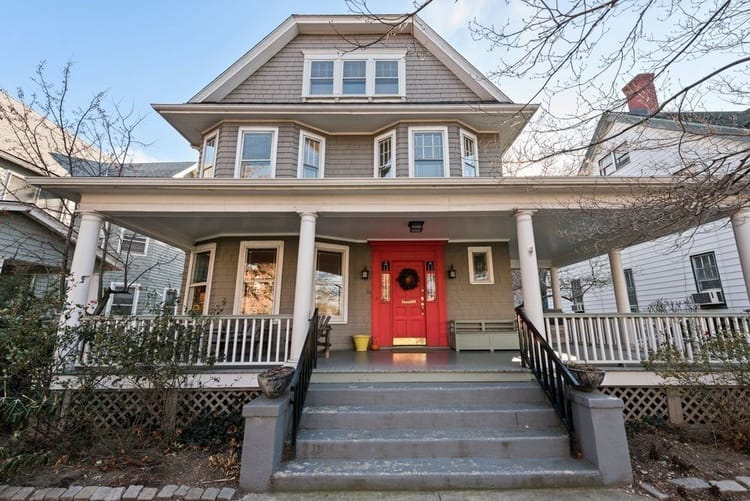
[{"xmin": 272, "ymin": 381, "xmax": 602, "ymax": 491}]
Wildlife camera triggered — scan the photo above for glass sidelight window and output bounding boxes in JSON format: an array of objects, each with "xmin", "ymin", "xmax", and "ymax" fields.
[{"xmin": 236, "ymin": 241, "xmax": 284, "ymax": 315}]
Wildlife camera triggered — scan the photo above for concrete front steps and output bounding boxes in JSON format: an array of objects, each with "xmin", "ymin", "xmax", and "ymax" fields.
[{"xmin": 272, "ymin": 381, "xmax": 602, "ymax": 491}]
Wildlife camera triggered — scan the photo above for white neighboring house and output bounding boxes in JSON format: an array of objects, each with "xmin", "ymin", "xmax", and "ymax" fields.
[{"xmin": 560, "ymin": 74, "xmax": 750, "ymax": 313}]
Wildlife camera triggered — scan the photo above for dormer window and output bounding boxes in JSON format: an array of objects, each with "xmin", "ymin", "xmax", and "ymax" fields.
[
  {"xmin": 302, "ymin": 49, "xmax": 406, "ymax": 100},
  {"xmin": 598, "ymin": 142, "xmax": 631, "ymax": 176}
]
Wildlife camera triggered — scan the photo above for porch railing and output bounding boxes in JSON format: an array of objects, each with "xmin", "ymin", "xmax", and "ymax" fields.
[
  {"xmin": 544, "ymin": 312, "xmax": 750, "ymax": 364},
  {"xmin": 516, "ymin": 307, "xmax": 579, "ymax": 448},
  {"xmin": 290, "ymin": 308, "xmax": 319, "ymax": 447},
  {"xmin": 76, "ymin": 314, "xmax": 293, "ymax": 367}
]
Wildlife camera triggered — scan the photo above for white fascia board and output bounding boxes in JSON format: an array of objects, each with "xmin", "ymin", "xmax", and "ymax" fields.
[
  {"xmin": 190, "ymin": 16, "xmax": 299, "ymax": 103},
  {"xmin": 412, "ymin": 16, "xmax": 511, "ymax": 104},
  {"xmin": 173, "ymin": 162, "xmax": 199, "ymax": 178}
]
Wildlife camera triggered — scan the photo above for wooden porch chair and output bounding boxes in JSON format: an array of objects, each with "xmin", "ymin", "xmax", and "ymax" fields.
[{"xmin": 317, "ymin": 314, "xmax": 332, "ymax": 358}]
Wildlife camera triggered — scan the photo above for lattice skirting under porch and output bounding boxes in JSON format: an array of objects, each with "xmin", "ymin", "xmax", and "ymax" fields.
[
  {"xmin": 64, "ymin": 388, "xmax": 260, "ymax": 431},
  {"xmin": 601, "ymin": 385, "xmax": 750, "ymax": 425}
]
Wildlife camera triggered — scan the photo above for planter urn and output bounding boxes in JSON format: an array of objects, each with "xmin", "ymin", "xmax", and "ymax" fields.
[{"xmin": 257, "ymin": 366, "xmax": 295, "ymax": 398}]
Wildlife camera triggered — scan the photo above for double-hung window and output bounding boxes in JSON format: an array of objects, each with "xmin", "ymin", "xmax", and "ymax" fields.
[
  {"xmin": 598, "ymin": 142, "xmax": 631, "ymax": 176},
  {"xmin": 235, "ymin": 241, "xmax": 284, "ymax": 315},
  {"xmin": 460, "ymin": 129, "xmax": 479, "ymax": 177},
  {"xmin": 571, "ymin": 278, "xmax": 585, "ymax": 313},
  {"xmin": 234, "ymin": 127, "xmax": 278, "ymax": 178},
  {"xmin": 691, "ymin": 252, "xmax": 723, "ymax": 292},
  {"xmin": 298, "ymin": 131, "xmax": 326, "ymax": 178},
  {"xmin": 185, "ymin": 243, "xmax": 215, "ymax": 315},
  {"xmin": 200, "ymin": 133, "xmax": 217, "ymax": 178},
  {"xmin": 106, "ymin": 282, "xmax": 140, "ymax": 316},
  {"xmin": 374, "ymin": 130, "xmax": 396, "ymax": 178},
  {"xmin": 303, "ymin": 50, "xmax": 406, "ymax": 99},
  {"xmin": 409, "ymin": 126, "xmax": 449, "ymax": 178},
  {"xmin": 624, "ymin": 268, "xmax": 639, "ymax": 312},
  {"xmin": 314, "ymin": 243, "xmax": 349, "ymax": 323},
  {"xmin": 119, "ymin": 229, "xmax": 148, "ymax": 256},
  {"xmin": 342, "ymin": 61, "xmax": 366, "ymax": 95}
]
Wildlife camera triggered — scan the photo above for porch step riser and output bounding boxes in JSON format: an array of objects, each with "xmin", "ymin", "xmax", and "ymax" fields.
[
  {"xmin": 305, "ymin": 386, "xmax": 546, "ymax": 406},
  {"xmin": 272, "ymin": 465, "xmax": 601, "ymax": 491},
  {"xmin": 309, "ymin": 372, "xmax": 534, "ymax": 384},
  {"xmin": 300, "ymin": 408, "xmax": 561, "ymax": 430},
  {"xmin": 296, "ymin": 436, "xmax": 569, "ymax": 460}
]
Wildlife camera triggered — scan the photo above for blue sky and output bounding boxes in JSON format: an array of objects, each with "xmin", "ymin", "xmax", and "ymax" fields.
[{"xmin": 1, "ymin": 0, "xmax": 514, "ymax": 162}]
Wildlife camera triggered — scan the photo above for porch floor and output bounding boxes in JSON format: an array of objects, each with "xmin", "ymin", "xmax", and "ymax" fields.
[{"xmin": 312, "ymin": 349, "xmax": 532, "ymax": 383}]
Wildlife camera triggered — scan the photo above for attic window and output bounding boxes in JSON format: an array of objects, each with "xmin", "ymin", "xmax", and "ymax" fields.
[
  {"xmin": 302, "ymin": 49, "xmax": 406, "ymax": 100},
  {"xmin": 598, "ymin": 142, "xmax": 631, "ymax": 176}
]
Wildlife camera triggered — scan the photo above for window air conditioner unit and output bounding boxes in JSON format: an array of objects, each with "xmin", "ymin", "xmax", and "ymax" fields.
[{"xmin": 691, "ymin": 290, "xmax": 724, "ymax": 305}]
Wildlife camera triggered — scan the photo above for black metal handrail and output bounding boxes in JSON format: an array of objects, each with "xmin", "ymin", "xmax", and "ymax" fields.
[
  {"xmin": 290, "ymin": 308, "xmax": 319, "ymax": 447},
  {"xmin": 516, "ymin": 306, "xmax": 580, "ymax": 449}
]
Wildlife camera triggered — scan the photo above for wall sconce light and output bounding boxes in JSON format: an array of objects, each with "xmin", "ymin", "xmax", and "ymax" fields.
[
  {"xmin": 448, "ymin": 264, "xmax": 457, "ymax": 279},
  {"xmin": 361, "ymin": 266, "xmax": 369, "ymax": 280},
  {"xmin": 408, "ymin": 220, "xmax": 424, "ymax": 233}
]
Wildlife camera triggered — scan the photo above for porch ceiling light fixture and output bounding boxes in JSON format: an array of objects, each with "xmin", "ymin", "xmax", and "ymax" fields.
[
  {"xmin": 361, "ymin": 266, "xmax": 370, "ymax": 280},
  {"xmin": 448, "ymin": 265, "xmax": 457, "ymax": 279},
  {"xmin": 408, "ymin": 220, "xmax": 424, "ymax": 233}
]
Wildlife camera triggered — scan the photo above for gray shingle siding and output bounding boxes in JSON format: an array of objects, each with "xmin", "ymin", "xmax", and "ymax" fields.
[
  {"xmin": 0, "ymin": 212, "xmax": 65, "ymax": 269},
  {"xmin": 221, "ymin": 34, "xmax": 480, "ymax": 104}
]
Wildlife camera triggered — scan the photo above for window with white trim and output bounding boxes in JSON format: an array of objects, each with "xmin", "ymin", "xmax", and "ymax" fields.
[
  {"xmin": 163, "ymin": 287, "xmax": 179, "ymax": 314},
  {"xmin": 119, "ymin": 229, "xmax": 148, "ymax": 256},
  {"xmin": 302, "ymin": 49, "xmax": 406, "ymax": 99},
  {"xmin": 598, "ymin": 142, "xmax": 631, "ymax": 176},
  {"xmin": 3, "ymin": 173, "xmax": 39, "ymax": 203},
  {"xmin": 467, "ymin": 246, "xmax": 494, "ymax": 284},
  {"xmin": 234, "ymin": 127, "xmax": 278, "ymax": 178},
  {"xmin": 374, "ymin": 130, "xmax": 396, "ymax": 178},
  {"xmin": 298, "ymin": 131, "xmax": 326, "ymax": 179},
  {"xmin": 314, "ymin": 243, "xmax": 349, "ymax": 323},
  {"xmin": 409, "ymin": 126, "xmax": 449, "ymax": 178},
  {"xmin": 185, "ymin": 243, "xmax": 215, "ymax": 315},
  {"xmin": 571, "ymin": 278, "xmax": 585, "ymax": 313},
  {"xmin": 200, "ymin": 133, "xmax": 217, "ymax": 178},
  {"xmin": 460, "ymin": 129, "xmax": 479, "ymax": 177},
  {"xmin": 235, "ymin": 241, "xmax": 284, "ymax": 315},
  {"xmin": 106, "ymin": 282, "xmax": 140, "ymax": 316},
  {"xmin": 624, "ymin": 268, "xmax": 639, "ymax": 313},
  {"xmin": 690, "ymin": 252, "xmax": 723, "ymax": 292}
]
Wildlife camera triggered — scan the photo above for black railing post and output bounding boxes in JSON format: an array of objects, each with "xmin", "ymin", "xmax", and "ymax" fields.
[{"xmin": 290, "ymin": 309, "xmax": 319, "ymax": 447}]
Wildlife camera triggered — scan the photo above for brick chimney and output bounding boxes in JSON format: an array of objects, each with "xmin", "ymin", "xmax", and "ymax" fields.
[{"xmin": 622, "ymin": 73, "xmax": 659, "ymax": 115}]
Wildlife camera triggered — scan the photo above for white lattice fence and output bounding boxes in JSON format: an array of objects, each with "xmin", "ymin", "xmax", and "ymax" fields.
[
  {"xmin": 67, "ymin": 389, "xmax": 261, "ymax": 431},
  {"xmin": 679, "ymin": 387, "xmax": 750, "ymax": 425},
  {"xmin": 600, "ymin": 386, "xmax": 668, "ymax": 422}
]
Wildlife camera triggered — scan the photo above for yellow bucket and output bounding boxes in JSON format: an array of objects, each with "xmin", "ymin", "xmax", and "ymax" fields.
[{"xmin": 352, "ymin": 335, "xmax": 371, "ymax": 352}]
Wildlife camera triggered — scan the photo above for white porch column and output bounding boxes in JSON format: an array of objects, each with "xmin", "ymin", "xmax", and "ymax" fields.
[
  {"xmin": 608, "ymin": 248, "xmax": 630, "ymax": 314},
  {"xmin": 731, "ymin": 208, "xmax": 750, "ymax": 302},
  {"xmin": 515, "ymin": 210, "xmax": 544, "ymax": 333},
  {"xmin": 65, "ymin": 211, "xmax": 103, "ymax": 327},
  {"xmin": 550, "ymin": 267, "xmax": 562, "ymax": 311},
  {"xmin": 290, "ymin": 211, "xmax": 317, "ymax": 362}
]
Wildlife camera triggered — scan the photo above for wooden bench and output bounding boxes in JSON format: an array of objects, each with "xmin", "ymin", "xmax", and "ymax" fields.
[{"xmin": 449, "ymin": 319, "xmax": 519, "ymax": 352}]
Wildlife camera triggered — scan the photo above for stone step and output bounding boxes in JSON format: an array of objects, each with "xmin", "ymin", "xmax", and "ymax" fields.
[
  {"xmin": 305, "ymin": 381, "xmax": 546, "ymax": 406},
  {"xmin": 295, "ymin": 427, "xmax": 569, "ymax": 459},
  {"xmin": 272, "ymin": 457, "xmax": 601, "ymax": 491},
  {"xmin": 300, "ymin": 403, "xmax": 561, "ymax": 430}
]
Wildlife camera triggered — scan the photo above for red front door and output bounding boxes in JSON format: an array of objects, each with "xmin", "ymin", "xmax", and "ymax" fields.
[
  {"xmin": 391, "ymin": 261, "xmax": 426, "ymax": 344},
  {"xmin": 370, "ymin": 241, "xmax": 449, "ymax": 348}
]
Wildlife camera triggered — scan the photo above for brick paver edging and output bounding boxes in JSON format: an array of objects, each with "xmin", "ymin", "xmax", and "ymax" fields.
[{"xmin": 0, "ymin": 485, "xmax": 235, "ymax": 501}]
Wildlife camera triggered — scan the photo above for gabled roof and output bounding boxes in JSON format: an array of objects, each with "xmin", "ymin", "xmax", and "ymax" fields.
[
  {"xmin": 581, "ymin": 109, "xmax": 750, "ymax": 174},
  {"xmin": 189, "ymin": 14, "xmax": 512, "ymax": 104}
]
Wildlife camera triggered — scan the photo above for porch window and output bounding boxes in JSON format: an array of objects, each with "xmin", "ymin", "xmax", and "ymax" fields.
[
  {"xmin": 200, "ymin": 133, "xmax": 217, "ymax": 178},
  {"xmin": 314, "ymin": 243, "xmax": 349, "ymax": 323},
  {"xmin": 624, "ymin": 268, "xmax": 639, "ymax": 312},
  {"xmin": 310, "ymin": 61, "xmax": 334, "ymax": 95},
  {"xmin": 119, "ymin": 229, "xmax": 148, "ymax": 256},
  {"xmin": 298, "ymin": 131, "xmax": 325, "ymax": 179},
  {"xmin": 185, "ymin": 243, "xmax": 215, "ymax": 315},
  {"xmin": 409, "ymin": 127, "xmax": 449, "ymax": 178},
  {"xmin": 235, "ymin": 241, "xmax": 284, "ymax": 315},
  {"xmin": 598, "ymin": 142, "xmax": 631, "ymax": 176},
  {"xmin": 106, "ymin": 282, "xmax": 140, "ymax": 316},
  {"xmin": 374, "ymin": 130, "xmax": 396, "ymax": 178},
  {"xmin": 234, "ymin": 127, "xmax": 278, "ymax": 179},
  {"xmin": 467, "ymin": 246, "xmax": 494, "ymax": 285},
  {"xmin": 460, "ymin": 129, "xmax": 479, "ymax": 177},
  {"xmin": 690, "ymin": 252, "xmax": 723, "ymax": 292},
  {"xmin": 571, "ymin": 278, "xmax": 585, "ymax": 313}
]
